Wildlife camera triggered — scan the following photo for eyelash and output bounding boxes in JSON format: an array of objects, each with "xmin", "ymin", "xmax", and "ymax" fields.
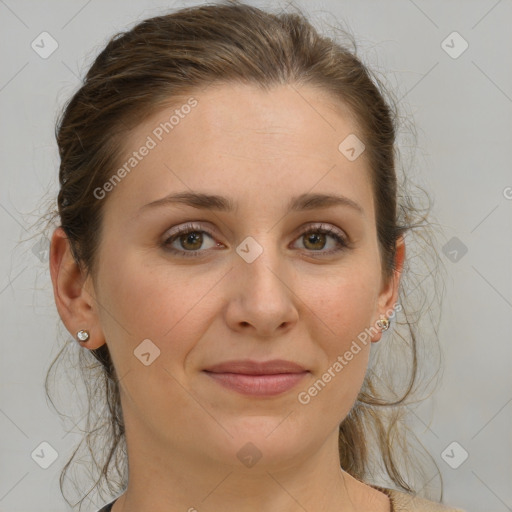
[{"xmin": 162, "ymin": 222, "xmax": 350, "ymax": 259}]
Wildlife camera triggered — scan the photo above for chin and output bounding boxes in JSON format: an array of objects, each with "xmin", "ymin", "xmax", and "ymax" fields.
[{"xmin": 206, "ymin": 416, "xmax": 310, "ymax": 471}]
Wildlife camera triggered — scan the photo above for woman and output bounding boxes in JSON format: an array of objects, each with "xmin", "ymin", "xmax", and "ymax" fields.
[{"xmin": 47, "ymin": 2, "xmax": 465, "ymax": 511}]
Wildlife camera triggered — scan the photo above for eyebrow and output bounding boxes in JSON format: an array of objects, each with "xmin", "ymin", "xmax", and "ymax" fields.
[{"xmin": 139, "ymin": 191, "xmax": 364, "ymax": 216}]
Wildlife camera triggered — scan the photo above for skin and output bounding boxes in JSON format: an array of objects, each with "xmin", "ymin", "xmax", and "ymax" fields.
[{"xmin": 50, "ymin": 83, "xmax": 405, "ymax": 512}]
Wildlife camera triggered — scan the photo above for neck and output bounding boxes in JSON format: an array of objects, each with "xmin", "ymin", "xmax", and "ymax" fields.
[{"xmin": 112, "ymin": 418, "xmax": 369, "ymax": 512}]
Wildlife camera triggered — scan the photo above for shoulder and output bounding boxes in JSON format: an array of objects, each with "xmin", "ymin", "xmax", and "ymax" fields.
[{"xmin": 371, "ymin": 485, "xmax": 466, "ymax": 512}]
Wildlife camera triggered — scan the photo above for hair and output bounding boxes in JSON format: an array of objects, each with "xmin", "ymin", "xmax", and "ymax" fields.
[{"xmin": 40, "ymin": 1, "xmax": 446, "ymax": 509}]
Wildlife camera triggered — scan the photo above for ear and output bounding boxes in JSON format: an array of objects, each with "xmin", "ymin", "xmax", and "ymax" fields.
[
  {"xmin": 371, "ymin": 234, "xmax": 406, "ymax": 342},
  {"xmin": 49, "ymin": 227, "xmax": 106, "ymax": 349}
]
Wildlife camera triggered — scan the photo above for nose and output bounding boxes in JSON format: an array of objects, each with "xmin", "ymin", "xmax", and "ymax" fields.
[{"xmin": 224, "ymin": 241, "xmax": 299, "ymax": 338}]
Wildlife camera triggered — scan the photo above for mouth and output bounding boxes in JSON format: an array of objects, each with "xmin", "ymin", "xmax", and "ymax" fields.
[{"xmin": 202, "ymin": 359, "xmax": 309, "ymax": 397}]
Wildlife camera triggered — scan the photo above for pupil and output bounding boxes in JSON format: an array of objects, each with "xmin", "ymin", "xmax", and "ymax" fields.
[
  {"xmin": 306, "ymin": 233, "xmax": 325, "ymax": 250},
  {"xmin": 183, "ymin": 232, "xmax": 202, "ymax": 249}
]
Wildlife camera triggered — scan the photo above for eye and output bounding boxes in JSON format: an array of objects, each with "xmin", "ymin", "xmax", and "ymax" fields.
[
  {"xmin": 292, "ymin": 224, "xmax": 349, "ymax": 256},
  {"xmin": 162, "ymin": 222, "xmax": 222, "ymax": 258},
  {"xmin": 162, "ymin": 222, "xmax": 350, "ymax": 258}
]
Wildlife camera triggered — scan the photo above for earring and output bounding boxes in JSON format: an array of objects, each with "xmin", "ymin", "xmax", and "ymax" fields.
[
  {"xmin": 376, "ymin": 316, "xmax": 390, "ymax": 332},
  {"xmin": 76, "ymin": 329, "xmax": 90, "ymax": 342}
]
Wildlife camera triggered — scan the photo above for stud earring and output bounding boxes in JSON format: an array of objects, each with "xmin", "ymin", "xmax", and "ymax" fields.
[
  {"xmin": 376, "ymin": 317, "xmax": 390, "ymax": 332},
  {"xmin": 76, "ymin": 329, "xmax": 90, "ymax": 342}
]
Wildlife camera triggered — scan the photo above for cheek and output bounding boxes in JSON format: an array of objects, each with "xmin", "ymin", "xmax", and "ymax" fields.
[
  {"xmin": 296, "ymin": 270, "xmax": 378, "ymax": 413},
  {"xmin": 302, "ymin": 267, "xmax": 379, "ymax": 347},
  {"xmin": 95, "ymin": 246, "xmax": 223, "ymax": 353}
]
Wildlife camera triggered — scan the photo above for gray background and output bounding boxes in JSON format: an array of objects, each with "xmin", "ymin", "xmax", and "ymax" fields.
[{"xmin": 1, "ymin": 1, "xmax": 511, "ymax": 511}]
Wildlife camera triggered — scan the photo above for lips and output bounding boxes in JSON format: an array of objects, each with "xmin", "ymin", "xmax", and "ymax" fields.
[
  {"xmin": 203, "ymin": 359, "xmax": 309, "ymax": 396},
  {"xmin": 204, "ymin": 359, "xmax": 307, "ymax": 375}
]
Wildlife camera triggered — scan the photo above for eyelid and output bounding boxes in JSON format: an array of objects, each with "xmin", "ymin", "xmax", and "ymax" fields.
[
  {"xmin": 163, "ymin": 221, "xmax": 216, "ymax": 239},
  {"xmin": 295, "ymin": 222, "xmax": 347, "ymax": 239},
  {"xmin": 163, "ymin": 221, "xmax": 346, "ymax": 240}
]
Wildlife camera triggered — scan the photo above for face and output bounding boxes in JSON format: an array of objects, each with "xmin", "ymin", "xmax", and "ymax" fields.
[{"xmin": 69, "ymin": 83, "xmax": 402, "ymax": 472}]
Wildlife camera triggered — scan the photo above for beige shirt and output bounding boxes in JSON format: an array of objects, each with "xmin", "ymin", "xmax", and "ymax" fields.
[{"xmin": 371, "ymin": 485, "xmax": 466, "ymax": 512}]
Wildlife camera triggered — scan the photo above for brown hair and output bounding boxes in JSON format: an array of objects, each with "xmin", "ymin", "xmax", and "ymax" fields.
[{"xmin": 42, "ymin": 1, "xmax": 445, "ymax": 508}]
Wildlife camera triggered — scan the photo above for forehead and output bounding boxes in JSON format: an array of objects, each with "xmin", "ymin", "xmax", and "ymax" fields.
[
  {"xmin": 165, "ymin": 83, "xmax": 362, "ymax": 158},
  {"xmin": 104, "ymin": 83, "xmax": 373, "ymax": 221}
]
